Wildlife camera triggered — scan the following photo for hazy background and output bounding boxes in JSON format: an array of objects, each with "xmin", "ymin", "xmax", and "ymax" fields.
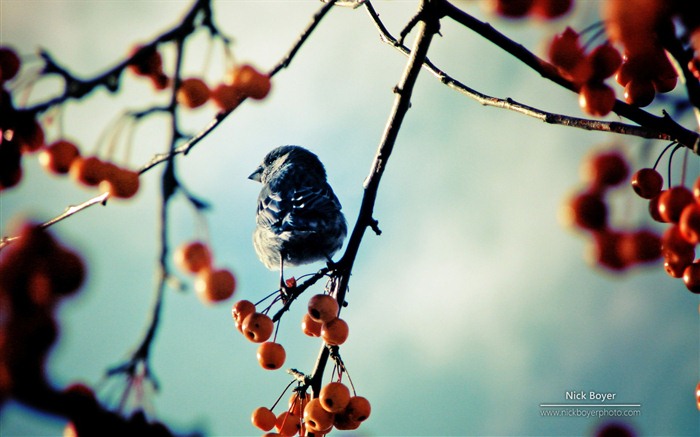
[{"xmin": 1, "ymin": 1, "xmax": 698, "ymax": 436}]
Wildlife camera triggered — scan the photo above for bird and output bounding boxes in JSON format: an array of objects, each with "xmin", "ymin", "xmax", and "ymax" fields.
[{"xmin": 249, "ymin": 145, "xmax": 347, "ymax": 287}]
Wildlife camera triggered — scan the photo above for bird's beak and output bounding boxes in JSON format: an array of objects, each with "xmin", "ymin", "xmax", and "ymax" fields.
[{"xmin": 248, "ymin": 166, "xmax": 263, "ymax": 182}]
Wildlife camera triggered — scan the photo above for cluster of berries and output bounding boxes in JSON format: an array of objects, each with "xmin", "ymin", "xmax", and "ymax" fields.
[
  {"xmin": 174, "ymin": 241, "xmax": 236, "ymax": 304},
  {"xmin": 231, "ymin": 291, "xmax": 349, "ymax": 372},
  {"xmin": 548, "ymin": 28, "xmax": 624, "ymax": 117},
  {"xmin": 632, "ymin": 167, "xmax": 700, "ymax": 294},
  {"xmin": 562, "ymin": 150, "xmax": 662, "ymax": 271},
  {"xmin": 251, "ymin": 382, "xmax": 371, "ymax": 435},
  {"xmin": 487, "ymin": 0, "xmax": 572, "ymax": 20},
  {"xmin": 547, "ymin": 0, "xmax": 696, "ymax": 117},
  {"xmin": 0, "ymin": 223, "xmax": 86, "ymax": 405},
  {"xmin": 128, "ymin": 44, "xmax": 271, "ymax": 112},
  {"xmin": 1, "ymin": 46, "xmax": 140, "ymax": 198}
]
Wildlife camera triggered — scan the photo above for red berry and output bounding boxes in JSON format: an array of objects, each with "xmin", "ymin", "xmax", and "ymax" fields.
[
  {"xmin": 39, "ymin": 140, "xmax": 80, "ymax": 175},
  {"xmin": 648, "ymin": 193, "xmax": 667, "ymax": 223},
  {"xmin": 548, "ymin": 27, "xmax": 584, "ymax": 73},
  {"xmin": 680, "ymin": 203, "xmax": 700, "ymax": 244},
  {"xmin": 587, "ymin": 230, "xmax": 628, "ymax": 272},
  {"xmin": 564, "ymin": 191, "xmax": 607, "ymax": 231},
  {"xmin": 658, "ymin": 186, "xmax": 694, "ymax": 223},
  {"xmin": 177, "ymin": 77, "xmax": 210, "ymax": 109},
  {"xmin": 584, "ymin": 151, "xmax": 629, "ymax": 187},
  {"xmin": 631, "ymin": 168, "xmax": 663, "ymax": 199},
  {"xmin": 624, "ymin": 79, "xmax": 655, "ymax": 107},
  {"xmin": 589, "ymin": 44, "xmax": 623, "ymax": 81},
  {"xmin": 683, "ymin": 262, "xmax": 700, "ymax": 294},
  {"xmin": 0, "ymin": 47, "xmax": 21, "ymax": 83},
  {"xmin": 227, "ymin": 64, "xmax": 271, "ymax": 100},
  {"xmin": 618, "ymin": 229, "xmax": 661, "ymax": 264},
  {"xmin": 579, "ymin": 83, "xmax": 616, "ymax": 117},
  {"xmin": 530, "ymin": 0, "xmax": 572, "ymax": 19}
]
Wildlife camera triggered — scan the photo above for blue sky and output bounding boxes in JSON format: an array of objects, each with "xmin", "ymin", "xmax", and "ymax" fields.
[{"xmin": 1, "ymin": 1, "xmax": 698, "ymax": 436}]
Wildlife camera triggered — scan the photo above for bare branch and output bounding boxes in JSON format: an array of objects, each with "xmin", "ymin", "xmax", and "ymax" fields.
[{"xmin": 306, "ymin": 0, "xmax": 442, "ymax": 398}]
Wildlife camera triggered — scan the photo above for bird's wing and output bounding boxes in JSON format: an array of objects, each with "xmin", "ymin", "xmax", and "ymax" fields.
[{"xmin": 257, "ymin": 183, "xmax": 341, "ymax": 232}]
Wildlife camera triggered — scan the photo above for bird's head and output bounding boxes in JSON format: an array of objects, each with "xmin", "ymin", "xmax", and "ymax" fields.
[{"xmin": 249, "ymin": 145, "xmax": 327, "ymax": 184}]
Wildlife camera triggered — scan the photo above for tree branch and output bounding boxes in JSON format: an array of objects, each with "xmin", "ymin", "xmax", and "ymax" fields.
[
  {"xmin": 306, "ymin": 0, "xmax": 442, "ymax": 399},
  {"xmin": 438, "ymin": 1, "xmax": 700, "ymax": 152},
  {"xmin": 363, "ymin": 2, "xmax": 672, "ymax": 142}
]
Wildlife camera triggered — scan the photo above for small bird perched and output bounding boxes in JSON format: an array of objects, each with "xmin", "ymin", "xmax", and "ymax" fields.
[{"xmin": 249, "ymin": 146, "xmax": 347, "ymax": 282}]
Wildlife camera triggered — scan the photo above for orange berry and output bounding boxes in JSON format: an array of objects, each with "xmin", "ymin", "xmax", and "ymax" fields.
[
  {"xmin": 227, "ymin": 64, "xmax": 271, "ymax": 100},
  {"xmin": 346, "ymin": 396, "xmax": 371, "ymax": 422},
  {"xmin": 211, "ymin": 83, "xmax": 242, "ymax": 111},
  {"xmin": 288, "ymin": 391, "xmax": 311, "ymax": 417},
  {"xmin": 319, "ymin": 382, "xmax": 351, "ymax": 413},
  {"xmin": 70, "ymin": 156, "xmax": 108, "ymax": 187},
  {"xmin": 242, "ymin": 312, "xmax": 274, "ymax": 343},
  {"xmin": 303, "ymin": 398, "xmax": 334, "ymax": 434},
  {"xmin": 174, "ymin": 241, "xmax": 212, "ymax": 274},
  {"xmin": 275, "ymin": 411, "xmax": 301, "ymax": 436},
  {"xmin": 695, "ymin": 381, "xmax": 700, "ymax": 410},
  {"xmin": 251, "ymin": 406, "xmax": 277, "ymax": 432},
  {"xmin": 194, "ymin": 267, "xmax": 236, "ymax": 303},
  {"xmin": 301, "ymin": 313, "xmax": 322, "ymax": 337},
  {"xmin": 333, "ymin": 410, "xmax": 361, "ymax": 431},
  {"xmin": 321, "ymin": 317, "xmax": 349, "ymax": 346},
  {"xmin": 232, "ymin": 299, "xmax": 256, "ymax": 331},
  {"xmin": 39, "ymin": 140, "xmax": 80, "ymax": 175},
  {"xmin": 177, "ymin": 77, "xmax": 210, "ymax": 109},
  {"xmin": 100, "ymin": 166, "xmax": 140, "ymax": 199},
  {"xmin": 257, "ymin": 341, "xmax": 286, "ymax": 370},
  {"xmin": 307, "ymin": 294, "xmax": 339, "ymax": 323}
]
